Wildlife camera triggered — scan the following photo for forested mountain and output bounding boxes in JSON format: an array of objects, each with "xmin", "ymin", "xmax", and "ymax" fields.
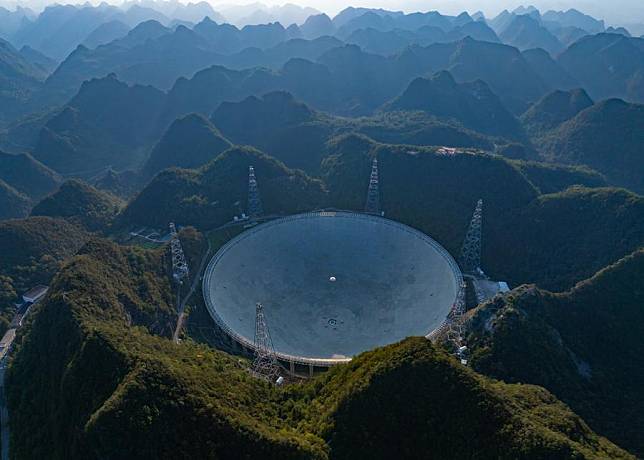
[
  {"xmin": 383, "ymin": 71, "xmax": 525, "ymax": 140},
  {"xmin": 157, "ymin": 37, "xmax": 553, "ymax": 120},
  {"xmin": 5, "ymin": 3, "xmax": 171, "ymax": 61},
  {"xmin": 32, "ymin": 74, "xmax": 166, "ymax": 175},
  {"xmin": 0, "ymin": 215, "xmax": 88, "ymax": 332},
  {"xmin": 18, "ymin": 45, "xmax": 57, "ymax": 75},
  {"xmin": 343, "ymin": 21, "xmax": 499, "ymax": 55},
  {"xmin": 82, "ymin": 20, "xmax": 130, "ymax": 49},
  {"xmin": 121, "ymin": 145, "xmax": 328, "ymax": 229},
  {"xmin": 123, "ymin": 135, "xmax": 642, "ymax": 294},
  {"xmin": 30, "ymin": 179, "xmax": 121, "ymax": 231},
  {"xmin": 469, "ymin": 249, "xmax": 644, "ymax": 457},
  {"xmin": 322, "ymin": 136, "xmax": 643, "ymax": 291},
  {"xmin": 0, "ymin": 4, "xmax": 642, "ymax": 126},
  {"xmin": 0, "ymin": 179, "xmax": 30, "ymax": 219},
  {"xmin": 539, "ymin": 99, "xmax": 644, "ymax": 193},
  {"xmin": 6, "ymin": 236, "xmax": 632, "ymax": 459},
  {"xmin": 521, "ymin": 48, "xmax": 579, "ymax": 91},
  {"xmin": 143, "ymin": 113, "xmax": 231, "ymax": 177},
  {"xmin": 0, "ymin": 150, "xmax": 60, "ymax": 201},
  {"xmin": 497, "ymin": 14, "xmax": 564, "ymax": 54},
  {"xmin": 0, "ymin": 150, "xmax": 60, "ymax": 218},
  {"xmin": 0, "ymin": 6, "xmax": 34, "ymax": 41},
  {"xmin": 210, "ymin": 90, "xmax": 508, "ymax": 173},
  {"xmin": 521, "ymin": 88, "xmax": 594, "ymax": 135},
  {"xmin": 1, "ymin": 3, "xmax": 643, "ymax": 459},
  {"xmin": 0, "ymin": 37, "xmax": 44, "ymax": 124},
  {"xmin": 558, "ymin": 34, "xmax": 644, "ymax": 103}
]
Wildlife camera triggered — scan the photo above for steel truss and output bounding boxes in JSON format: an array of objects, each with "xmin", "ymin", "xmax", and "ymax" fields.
[
  {"xmin": 459, "ymin": 199, "xmax": 483, "ymax": 276},
  {"xmin": 251, "ymin": 303, "xmax": 280, "ymax": 381},
  {"xmin": 364, "ymin": 158, "xmax": 381, "ymax": 214},
  {"xmin": 247, "ymin": 166, "xmax": 263, "ymax": 218}
]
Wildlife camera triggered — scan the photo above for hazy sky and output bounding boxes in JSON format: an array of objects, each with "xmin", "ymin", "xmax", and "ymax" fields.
[
  {"xmin": 230, "ymin": 0, "xmax": 644, "ymax": 21},
  {"xmin": 5, "ymin": 0, "xmax": 644, "ymax": 25}
]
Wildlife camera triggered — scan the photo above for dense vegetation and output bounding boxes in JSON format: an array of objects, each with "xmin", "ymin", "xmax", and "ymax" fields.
[
  {"xmin": 121, "ymin": 145, "xmax": 328, "ymax": 229},
  {"xmin": 490, "ymin": 186, "xmax": 644, "ymax": 290},
  {"xmin": 0, "ymin": 150, "xmax": 61, "ymax": 219},
  {"xmin": 0, "ymin": 150, "xmax": 60, "ymax": 201},
  {"xmin": 321, "ymin": 135, "xmax": 644, "ymax": 290},
  {"xmin": 30, "ymin": 179, "xmax": 122, "ymax": 231},
  {"xmin": 1, "ymin": 4, "xmax": 643, "ymax": 458},
  {"xmin": 142, "ymin": 113, "xmax": 231, "ymax": 177},
  {"xmin": 0, "ymin": 216, "xmax": 88, "ymax": 334},
  {"xmin": 468, "ymin": 249, "xmax": 644, "ymax": 457},
  {"xmin": 521, "ymin": 88, "xmax": 594, "ymax": 137},
  {"xmin": 0, "ymin": 37, "xmax": 44, "ymax": 124},
  {"xmin": 31, "ymin": 74, "xmax": 166, "ymax": 175},
  {"xmin": 510, "ymin": 160, "xmax": 606, "ymax": 194},
  {"xmin": 120, "ymin": 133, "xmax": 644, "ymax": 292},
  {"xmin": 7, "ymin": 238, "xmax": 632, "ymax": 459},
  {"xmin": 383, "ymin": 71, "xmax": 526, "ymax": 140},
  {"xmin": 0, "ymin": 179, "xmax": 30, "ymax": 220},
  {"xmin": 539, "ymin": 99, "xmax": 644, "ymax": 193},
  {"xmin": 211, "ymin": 90, "xmax": 500, "ymax": 173}
]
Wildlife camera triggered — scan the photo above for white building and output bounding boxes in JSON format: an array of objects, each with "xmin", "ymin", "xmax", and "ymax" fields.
[{"xmin": 22, "ymin": 285, "xmax": 49, "ymax": 304}]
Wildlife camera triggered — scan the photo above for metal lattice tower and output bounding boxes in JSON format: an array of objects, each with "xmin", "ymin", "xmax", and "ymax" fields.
[
  {"xmin": 247, "ymin": 166, "xmax": 263, "ymax": 218},
  {"xmin": 459, "ymin": 199, "xmax": 483, "ymax": 276},
  {"xmin": 169, "ymin": 222, "xmax": 189, "ymax": 283},
  {"xmin": 446, "ymin": 281, "xmax": 469, "ymax": 365},
  {"xmin": 364, "ymin": 158, "xmax": 380, "ymax": 214},
  {"xmin": 251, "ymin": 303, "xmax": 280, "ymax": 381}
]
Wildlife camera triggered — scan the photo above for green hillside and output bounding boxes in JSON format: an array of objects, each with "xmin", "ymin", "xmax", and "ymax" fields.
[
  {"xmin": 6, "ymin": 238, "xmax": 632, "ymax": 459},
  {"xmin": 124, "ymin": 135, "xmax": 643, "ymax": 291},
  {"xmin": 539, "ymin": 99, "xmax": 644, "ymax": 194},
  {"xmin": 468, "ymin": 248, "xmax": 644, "ymax": 457},
  {"xmin": 210, "ymin": 92, "xmax": 497, "ymax": 174},
  {"xmin": 491, "ymin": 186, "xmax": 644, "ymax": 290},
  {"xmin": 0, "ymin": 216, "xmax": 88, "ymax": 335},
  {"xmin": 0, "ymin": 38, "xmax": 44, "ymax": 124},
  {"xmin": 511, "ymin": 160, "xmax": 606, "ymax": 194},
  {"xmin": 142, "ymin": 113, "xmax": 232, "ymax": 178},
  {"xmin": 30, "ymin": 179, "xmax": 122, "ymax": 232},
  {"xmin": 305, "ymin": 338, "xmax": 629, "ymax": 460},
  {"xmin": 31, "ymin": 74, "xmax": 166, "ymax": 175},
  {"xmin": 322, "ymin": 135, "xmax": 643, "ymax": 290},
  {"xmin": 383, "ymin": 71, "xmax": 526, "ymax": 141},
  {"xmin": 0, "ymin": 150, "xmax": 61, "ymax": 201},
  {"xmin": 0, "ymin": 179, "xmax": 31, "ymax": 219},
  {"xmin": 521, "ymin": 89, "xmax": 594, "ymax": 137},
  {"xmin": 121, "ymin": 145, "xmax": 328, "ymax": 229}
]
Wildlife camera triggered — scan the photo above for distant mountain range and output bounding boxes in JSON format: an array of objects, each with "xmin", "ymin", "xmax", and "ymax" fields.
[
  {"xmin": 31, "ymin": 74, "xmax": 166, "ymax": 175},
  {"xmin": 0, "ymin": 3, "xmax": 642, "ymax": 132},
  {"xmin": 0, "ymin": 149, "xmax": 60, "ymax": 218},
  {"xmin": 0, "ymin": 5, "xmax": 642, "ymax": 459}
]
